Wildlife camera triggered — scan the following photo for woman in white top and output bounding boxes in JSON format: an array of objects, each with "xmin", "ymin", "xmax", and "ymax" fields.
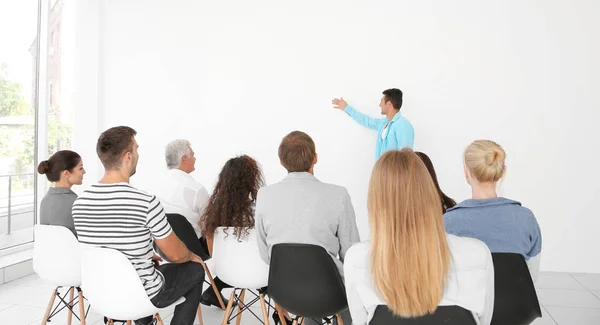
[{"xmin": 344, "ymin": 149, "xmax": 495, "ymax": 325}]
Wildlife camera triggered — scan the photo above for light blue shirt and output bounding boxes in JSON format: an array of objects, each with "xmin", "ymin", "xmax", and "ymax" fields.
[
  {"xmin": 444, "ymin": 197, "xmax": 542, "ymax": 260},
  {"xmin": 344, "ymin": 105, "xmax": 414, "ymax": 159}
]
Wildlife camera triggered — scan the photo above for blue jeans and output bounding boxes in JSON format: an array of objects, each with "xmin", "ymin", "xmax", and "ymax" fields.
[{"xmin": 135, "ymin": 262, "xmax": 205, "ymax": 325}]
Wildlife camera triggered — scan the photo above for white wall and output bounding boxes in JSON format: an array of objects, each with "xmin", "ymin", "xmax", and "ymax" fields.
[{"xmin": 76, "ymin": 0, "xmax": 600, "ymax": 273}]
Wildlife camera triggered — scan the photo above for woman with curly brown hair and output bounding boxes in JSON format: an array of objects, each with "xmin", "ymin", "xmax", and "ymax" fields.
[{"xmin": 198, "ymin": 155, "xmax": 265, "ymax": 307}]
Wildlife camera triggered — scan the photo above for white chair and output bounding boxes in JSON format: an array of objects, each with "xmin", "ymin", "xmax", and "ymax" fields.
[
  {"xmin": 212, "ymin": 227, "xmax": 271, "ymax": 325},
  {"xmin": 33, "ymin": 225, "xmax": 87, "ymax": 325},
  {"xmin": 79, "ymin": 245, "xmax": 186, "ymax": 325}
]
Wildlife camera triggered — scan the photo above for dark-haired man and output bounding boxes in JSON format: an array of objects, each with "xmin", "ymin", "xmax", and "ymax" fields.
[
  {"xmin": 73, "ymin": 126, "xmax": 205, "ymax": 325},
  {"xmin": 332, "ymin": 88, "xmax": 414, "ymax": 159},
  {"xmin": 256, "ymin": 131, "xmax": 359, "ymax": 325}
]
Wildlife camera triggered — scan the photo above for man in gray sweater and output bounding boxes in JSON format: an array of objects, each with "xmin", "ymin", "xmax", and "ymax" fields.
[{"xmin": 255, "ymin": 131, "xmax": 359, "ymax": 325}]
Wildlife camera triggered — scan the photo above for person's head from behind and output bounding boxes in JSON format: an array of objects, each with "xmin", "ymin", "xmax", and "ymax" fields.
[
  {"xmin": 200, "ymin": 155, "xmax": 264, "ymax": 239},
  {"xmin": 96, "ymin": 126, "xmax": 139, "ymax": 176},
  {"xmin": 379, "ymin": 88, "xmax": 403, "ymax": 115},
  {"xmin": 37, "ymin": 150, "xmax": 85, "ymax": 187},
  {"xmin": 415, "ymin": 151, "xmax": 456, "ymax": 213},
  {"xmin": 463, "ymin": 140, "xmax": 506, "ymax": 188},
  {"xmin": 278, "ymin": 131, "xmax": 318, "ymax": 174},
  {"xmin": 165, "ymin": 139, "xmax": 196, "ymax": 174},
  {"xmin": 368, "ymin": 149, "xmax": 449, "ymax": 317}
]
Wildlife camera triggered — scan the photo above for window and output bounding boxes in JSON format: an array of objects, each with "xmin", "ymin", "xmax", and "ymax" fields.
[
  {"xmin": 46, "ymin": 0, "xmax": 73, "ymax": 155},
  {"xmin": 0, "ymin": 1, "xmax": 40, "ymax": 250},
  {"xmin": 0, "ymin": 0, "xmax": 73, "ymax": 251}
]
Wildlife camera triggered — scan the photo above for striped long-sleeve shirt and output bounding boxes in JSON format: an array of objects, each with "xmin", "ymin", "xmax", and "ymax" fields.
[{"xmin": 72, "ymin": 183, "xmax": 172, "ymax": 298}]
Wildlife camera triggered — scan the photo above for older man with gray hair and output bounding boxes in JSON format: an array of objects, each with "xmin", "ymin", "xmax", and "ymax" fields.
[
  {"xmin": 153, "ymin": 139, "xmax": 209, "ymax": 236},
  {"xmin": 152, "ymin": 139, "xmax": 233, "ymax": 309}
]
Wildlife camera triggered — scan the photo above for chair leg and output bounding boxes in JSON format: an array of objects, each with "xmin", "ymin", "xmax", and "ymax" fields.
[
  {"xmin": 221, "ymin": 289, "xmax": 237, "ymax": 325},
  {"xmin": 275, "ymin": 304, "xmax": 290, "ymax": 325},
  {"xmin": 41, "ymin": 288, "xmax": 58, "ymax": 325},
  {"xmin": 67, "ymin": 287, "xmax": 75, "ymax": 325},
  {"xmin": 235, "ymin": 289, "xmax": 245, "ymax": 325},
  {"xmin": 197, "ymin": 304, "xmax": 204, "ymax": 325},
  {"xmin": 77, "ymin": 289, "xmax": 86, "ymax": 325},
  {"xmin": 259, "ymin": 294, "xmax": 270, "ymax": 325},
  {"xmin": 335, "ymin": 314, "xmax": 344, "ymax": 325},
  {"xmin": 126, "ymin": 321, "xmax": 132, "ymax": 325},
  {"xmin": 201, "ymin": 263, "xmax": 226, "ymax": 309},
  {"xmin": 155, "ymin": 313, "xmax": 165, "ymax": 325}
]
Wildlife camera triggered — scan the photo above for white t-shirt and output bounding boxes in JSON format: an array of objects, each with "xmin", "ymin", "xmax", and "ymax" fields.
[
  {"xmin": 152, "ymin": 169, "xmax": 210, "ymax": 236},
  {"xmin": 381, "ymin": 123, "xmax": 389, "ymax": 139},
  {"xmin": 343, "ymin": 234, "xmax": 495, "ymax": 325}
]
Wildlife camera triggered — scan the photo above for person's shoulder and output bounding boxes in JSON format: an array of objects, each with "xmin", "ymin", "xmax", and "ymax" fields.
[
  {"xmin": 447, "ymin": 234, "xmax": 491, "ymax": 268},
  {"xmin": 122, "ymin": 184, "xmax": 155, "ymax": 198},
  {"xmin": 395, "ymin": 114, "xmax": 414, "ymax": 127},
  {"xmin": 183, "ymin": 173, "xmax": 207, "ymax": 191},
  {"xmin": 317, "ymin": 180, "xmax": 349, "ymax": 195},
  {"xmin": 344, "ymin": 241, "xmax": 370, "ymax": 268},
  {"xmin": 500, "ymin": 198, "xmax": 538, "ymax": 222},
  {"xmin": 513, "ymin": 202, "xmax": 536, "ymax": 218},
  {"xmin": 97, "ymin": 183, "xmax": 156, "ymax": 201},
  {"xmin": 443, "ymin": 205, "xmax": 465, "ymax": 223},
  {"xmin": 514, "ymin": 204, "xmax": 540, "ymax": 232}
]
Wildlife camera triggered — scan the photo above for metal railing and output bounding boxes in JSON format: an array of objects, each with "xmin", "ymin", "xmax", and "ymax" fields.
[{"xmin": 0, "ymin": 173, "xmax": 35, "ymax": 235}]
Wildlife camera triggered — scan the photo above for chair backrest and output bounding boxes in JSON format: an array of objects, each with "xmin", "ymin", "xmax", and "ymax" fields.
[
  {"xmin": 369, "ymin": 305, "xmax": 477, "ymax": 325},
  {"xmin": 33, "ymin": 225, "xmax": 81, "ymax": 286},
  {"xmin": 268, "ymin": 243, "xmax": 348, "ymax": 318},
  {"xmin": 155, "ymin": 214, "xmax": 210, "ymax": 261},
  {"xmin": 80, "ymin": 245, "xmax": 158, "ymax": 320},
  {"xmin": 212, "ymin": 227, "xmax": 269, "ymax": 289},
  {"xmin": 491, "ymin": 253, "xmax": 542, "ymax": 325}
]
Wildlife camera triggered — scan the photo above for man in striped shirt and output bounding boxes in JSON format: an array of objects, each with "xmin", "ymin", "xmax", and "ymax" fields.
[{"xmin": 73, "ymin": 126, "xmax": 205, "ymax": 325}]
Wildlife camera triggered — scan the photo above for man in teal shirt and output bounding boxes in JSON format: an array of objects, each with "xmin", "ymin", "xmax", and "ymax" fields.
[{"xmin": 332, "ymin": 88, "xmax": 414, "ymax": 159}]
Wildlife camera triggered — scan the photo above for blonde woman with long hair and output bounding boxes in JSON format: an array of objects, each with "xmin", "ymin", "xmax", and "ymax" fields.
[
  {"xmin": 444, "ymin": 140, "xmax": 542, "ymax": 280},
  {"xmin": 344, "ymin": 149, "xmax": 495, "ymax": 325}
]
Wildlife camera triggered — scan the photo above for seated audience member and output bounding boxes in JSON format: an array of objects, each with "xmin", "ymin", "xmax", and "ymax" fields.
[
  {"xmin": 72, "ymin": 126, "xmax": 205, "ymax": 325},
  {"xmin": 38, "ymin": 150, "xmax": 86, "ymax": 236},
  {"xmin": 344, "ymin": 149, "xmax": 494, "ymax": 325},
  {"xmin": 444, "ymin": 140, "xmax": 542, "ymax": 280},
  {"xmin": 152, "ymin": 139, "xmax": 209, "ymax": 237},
  {"xmin": 198, "ymin": 155, "xmax": 265, "ymax": 307},
  {"xmin": 415, "ymin": 151, "xmax": 457, "ymax": 213},
  {"xmin": 256, "ymin": 131, "xmax": 360, "ymax": 325}
]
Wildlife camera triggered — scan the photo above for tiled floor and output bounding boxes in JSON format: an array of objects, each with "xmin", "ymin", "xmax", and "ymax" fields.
[{"xmin": 0, "ymin": 272, "xmax": 599, "ymax": 324}]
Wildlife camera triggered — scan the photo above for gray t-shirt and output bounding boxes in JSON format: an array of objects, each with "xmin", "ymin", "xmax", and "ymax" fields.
[{"xmin": 39, "ymin": 187, "xmax": 78, "ymax": 237}]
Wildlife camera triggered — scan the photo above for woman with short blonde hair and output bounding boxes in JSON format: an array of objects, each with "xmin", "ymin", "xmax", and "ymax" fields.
[
  {"xmin": 344, "ymin": 149, "xmax": 494, "ymax": 325},
  {"xmin": 444, "ymin": 140, "xmax": 542, "ymax": 280}
]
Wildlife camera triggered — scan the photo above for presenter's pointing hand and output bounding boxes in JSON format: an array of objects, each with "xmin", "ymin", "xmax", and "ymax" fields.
[{"xmin": 332, "ymin": 98, "xmax": 348, "ymax": 110}]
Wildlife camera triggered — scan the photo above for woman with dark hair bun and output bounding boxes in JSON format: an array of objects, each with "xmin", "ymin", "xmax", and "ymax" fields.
[{"xmin": 37, "ymin": 150, "xmax": 85, "ymax": 236}]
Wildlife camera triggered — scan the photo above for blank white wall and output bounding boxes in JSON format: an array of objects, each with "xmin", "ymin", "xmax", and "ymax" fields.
[{"xmin": 78, "ymin": 0, "xmax": 600, "ymax": 272}]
